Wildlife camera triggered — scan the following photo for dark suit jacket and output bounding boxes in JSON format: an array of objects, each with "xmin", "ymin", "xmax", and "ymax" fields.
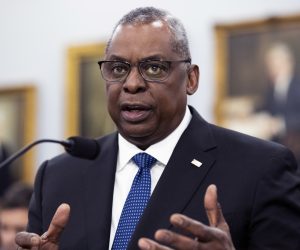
[{"xmin": 27, "ymin": 107, "xmax": 300, "ymax": 250}]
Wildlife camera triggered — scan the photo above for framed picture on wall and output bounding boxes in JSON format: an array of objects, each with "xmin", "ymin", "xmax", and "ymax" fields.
[
  {"xmin": 0, "ymin": 85, "xmax": 36, "ymax": 184},
  {"xmin": 214, "ymin": 14, "xmax": 300, "ymax": 163},
  {"xmin": 66, "ymin": 43, "xmax": 115, "ymax": 139},
  {"xmin": 215, "ymin": 14, "xmax": 300, "ymax": 130}
]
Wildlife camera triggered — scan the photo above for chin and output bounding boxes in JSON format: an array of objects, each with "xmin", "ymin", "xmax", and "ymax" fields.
[
  {"xmin": 120, "ymin": 125, "xmax": 154, "ymax": 140},
  {"xmin": 123, "ymin": 127, "xmax": 153, "ymax": 139}
]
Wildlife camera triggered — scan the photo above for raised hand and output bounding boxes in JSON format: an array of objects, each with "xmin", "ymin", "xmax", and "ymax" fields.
[
  {"xmin": 15, "ymin": 203, "xmax": 70, "ymax": 250},
  {"xmin": 138, "ymin": 185, "xmax": 235, "ymax": 250}
]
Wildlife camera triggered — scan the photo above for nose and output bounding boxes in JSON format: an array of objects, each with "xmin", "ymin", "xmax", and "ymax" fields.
[{"xmin": 123, "ymin": 65, "xmax": 146, "ymax": 94}]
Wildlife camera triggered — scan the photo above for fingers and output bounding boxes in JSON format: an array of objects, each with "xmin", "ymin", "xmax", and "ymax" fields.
[
  {"xmin": 155, "ymin": 229, "xmax": 206, "ymax": 249},
  {"xmin": 139, "ymin": 229, "xmax": 208, "ymax": 250},
  {"xmin": 138, "ymin": 216, "xmax": 209, "ymax": 250},
  {"xmin": 15, "ymin": 204, "xmax": 70, "ymax": 250},
  {"xmin": 138, "ymin": 237, "xmax": 173, "ymax": 250},
  {"xmin": 43, "ymin": 203, "xmax": 70, "ymax": 243},
  {"xmin": 204, "ymin": 184, "xmax": 219, "ymax": 227},
  {"xmin": 138, "ymin": 185, "xmax": 234, "ymax": 250},
  {"xmin": 170, "ymin": 213, "xmax": 214, "ymax": 242},
  {"xmin": 204, "ymin": 185, "xmax": 229, "ymax": 232},
  {"xmin": 15, "ymin": 232, "xmax": 41, "ymax": 249}
]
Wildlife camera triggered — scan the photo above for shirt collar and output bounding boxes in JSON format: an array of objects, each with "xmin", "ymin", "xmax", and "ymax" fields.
[{"xmin": 117, "ymin": 106, "xmax": 192, "ymax": 171}]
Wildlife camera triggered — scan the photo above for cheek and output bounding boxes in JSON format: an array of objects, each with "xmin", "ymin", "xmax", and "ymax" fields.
[
  {"xmin": 106, "ymin": 85, "xmax": 121, "ymax": 107},
  {"xmin": 156, "ymin": 83, "xmax": 187, "ymax": 108},
  {"xmin": 105, "ymin": 87, "xmax": 121, "ymax": 125}
]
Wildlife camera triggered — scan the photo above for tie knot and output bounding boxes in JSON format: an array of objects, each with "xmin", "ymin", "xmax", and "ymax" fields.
[{"xmin": 132, "ymin": 153, "xmax": 157, "ymax": 169}]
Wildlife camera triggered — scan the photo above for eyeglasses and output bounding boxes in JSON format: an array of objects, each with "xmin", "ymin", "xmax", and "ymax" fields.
[{"xmin": 97, "ymin": 59, "xmax": 191, "ymax": 82}]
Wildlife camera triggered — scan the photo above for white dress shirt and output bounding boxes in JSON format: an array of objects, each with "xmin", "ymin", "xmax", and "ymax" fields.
[{"xmin": 109, "ymin": 106, "xmax": 192, "ymax": 249}]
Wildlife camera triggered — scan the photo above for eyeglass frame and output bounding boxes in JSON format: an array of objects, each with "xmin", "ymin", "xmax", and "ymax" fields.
[{"xmin": 97, "ymin": 58, "xmax": 192, "ymax": 83}]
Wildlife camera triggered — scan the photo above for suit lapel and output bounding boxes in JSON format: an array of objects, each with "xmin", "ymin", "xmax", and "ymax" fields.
[
  {"xmin": 128, "ymin": 108, "xmax": 217, "ymax": 249},
  {"xmin": 84, "ymin": 133, "xmax": 118, "ymax": 250}
]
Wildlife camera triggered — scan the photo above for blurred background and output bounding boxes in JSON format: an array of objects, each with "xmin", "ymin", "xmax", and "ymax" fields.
[{"xmin": 0, "ymin": 0, "xmax": 300, "ymax": 187}]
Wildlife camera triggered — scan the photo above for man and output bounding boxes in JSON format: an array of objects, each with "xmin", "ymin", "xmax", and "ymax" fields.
[
  {"xmin": 262, "ymin": 43, "xmax": 300, "ymax": 132},
  {"xmin": 259, "ymin": 43, "xmax": 300, "ymax": 165},
  {"xmin": 16, "ymin": 7, "xmax": 300, "ymax": 250},
  {"xmin": 0, "ymin": 182, "xmax": 32, "ymax": 250}
]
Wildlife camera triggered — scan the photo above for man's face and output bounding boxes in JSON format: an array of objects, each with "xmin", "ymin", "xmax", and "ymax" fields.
[
  {"xmin": 105, "ymin": 21, "xmax": 197, "ymax": 149},
  {"xmin": 0, "ymin": 208, "xmax": 28, "ymax": 250}
]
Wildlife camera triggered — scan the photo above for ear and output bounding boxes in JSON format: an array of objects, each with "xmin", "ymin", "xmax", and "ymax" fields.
[{"xmin": 186, "ymin": 64, "xmax": 199, "ymax": 95}]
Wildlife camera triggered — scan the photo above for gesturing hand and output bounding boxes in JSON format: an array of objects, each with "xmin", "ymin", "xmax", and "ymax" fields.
[
  {"xmin": 138, "ymin": 185, "xmax": 235, "ymax": 250},
  {"xmin": 15, "ymin": 203, "xmax": 70, "ymax": 250}
]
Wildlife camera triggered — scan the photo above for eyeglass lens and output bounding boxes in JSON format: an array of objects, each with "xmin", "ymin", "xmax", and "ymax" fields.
[{"xmin": 100, "ymin": 61, "xmax": 170, "ymax": 82}]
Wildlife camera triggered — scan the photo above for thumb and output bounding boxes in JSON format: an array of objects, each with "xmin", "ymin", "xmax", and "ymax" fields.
[
  {"xmin": 204, "ymin": 184, "xmax": 225, "ymax": 227},
  {"xmin": 42, "ymin": 203, "xmax": 70, "ymax": 243}
]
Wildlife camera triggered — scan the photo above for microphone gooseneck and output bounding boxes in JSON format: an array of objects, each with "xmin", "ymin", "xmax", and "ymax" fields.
[{"xmin": 0, "ymin": 137, "xmax": 100, "ymax": 169}]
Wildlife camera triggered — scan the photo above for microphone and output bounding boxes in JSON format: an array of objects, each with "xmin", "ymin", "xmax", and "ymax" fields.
[{"xmin": 0, "ymin": 136, "xmax": 100, "ymax": 169}]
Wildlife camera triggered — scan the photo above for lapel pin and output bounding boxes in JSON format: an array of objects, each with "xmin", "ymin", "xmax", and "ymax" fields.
[{"xmin": 191, "ymin": 159, "xmax": 202, "ymax": 168}]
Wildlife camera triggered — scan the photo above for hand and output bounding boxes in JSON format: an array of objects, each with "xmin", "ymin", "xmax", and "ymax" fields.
[
  {"xmin": 15, "ymin": 203, "xmax": 70, "ymax": 250},
  {"xmin": 138, "ymin": 185, "xmax": 235, "ymax": 250}
]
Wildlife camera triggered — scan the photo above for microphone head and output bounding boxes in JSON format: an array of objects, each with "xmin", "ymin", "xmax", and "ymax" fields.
[{"xmin": 65, "ymin": 136, "xmax": 100, "ymax": 160}]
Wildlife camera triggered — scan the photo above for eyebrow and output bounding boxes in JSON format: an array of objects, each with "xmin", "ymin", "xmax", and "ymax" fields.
[
  {"xmin": 141, "ymin": 55, "xmax": 166, "ymax": 61},
  {"xmin": 106, "ymin": 54, "xmax": 167, "ymax": 62}
]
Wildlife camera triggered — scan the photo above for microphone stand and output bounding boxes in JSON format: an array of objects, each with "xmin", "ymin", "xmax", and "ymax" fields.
[{"xmin": 0, "ymin": 139, "xmax": 72, "ymax": 169}]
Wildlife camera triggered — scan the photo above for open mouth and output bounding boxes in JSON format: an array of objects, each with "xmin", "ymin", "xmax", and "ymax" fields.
[{"xmin": 121, "ymin": 104, "xmax": 152, "ymax": 122}]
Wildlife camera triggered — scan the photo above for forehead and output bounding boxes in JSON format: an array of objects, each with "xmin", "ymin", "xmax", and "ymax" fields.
[{"xmin": 106, "ymin": 21, "xmax": 177, "ymax": 60}]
